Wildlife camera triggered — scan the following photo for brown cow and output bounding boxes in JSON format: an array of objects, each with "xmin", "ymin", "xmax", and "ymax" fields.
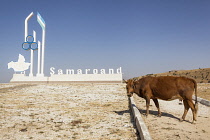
[{"xmin": 125, "ymin": 76, "xmax": 198, "ymax": 123}]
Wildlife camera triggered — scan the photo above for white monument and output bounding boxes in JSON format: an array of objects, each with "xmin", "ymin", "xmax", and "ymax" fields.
[
  {"xmin": 23, "ymin": 12, "xmax": 46, "ymax": 77},
  {"xmin": 8, "ymin": 54, "xmax": 30, "ymax": 73},
  {"xmin": 8, "ymin": 12, "xmax": 123, "ymax": 83}
]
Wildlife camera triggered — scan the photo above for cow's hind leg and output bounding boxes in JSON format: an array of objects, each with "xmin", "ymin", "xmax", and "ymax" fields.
[
  {"xmin": 153, "ymin": 99, "xmax": 161, "ymax": 117},
  {"xmin": 187, "ymin": 100, "xmax": 197, "ymax": 123},
  {"xmin": 180, "ymin": 100, "xmax": 189, "ymax": 122}
]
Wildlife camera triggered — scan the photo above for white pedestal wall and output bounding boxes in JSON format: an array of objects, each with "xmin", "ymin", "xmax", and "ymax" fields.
[
  {"xmin": 10, "ymin": 74, "xmax": 48, "ymax": 82},
  {"xmin": 10, "ymin": 73, "xmax": 122, "ymax": 83},
  {"xmin": 49, "ymin": 74, "xmax": 122, "ymax": 82}
]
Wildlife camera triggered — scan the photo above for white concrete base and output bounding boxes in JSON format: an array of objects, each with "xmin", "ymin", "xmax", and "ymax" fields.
[
  {"xmin": 129, "ymin": 97, "xmax": 152, "ymax": 140},
  {"xmin": 10, "ymin": 73, "xmax": 122, "ymax": 83},
  {"xmin": 10, "ymin": 74, "xmax": 48, "ymax": 83},
  {"xmin": 29, "ymin": 74, "xmax": 33, "ymax": 77},
  {"xmin": 36, "ymin": 74, "xmax": 44, "ymax": 77},
  {"xmin": 193, "ymin": 95, "xmax": 210, "ymax": 106}
]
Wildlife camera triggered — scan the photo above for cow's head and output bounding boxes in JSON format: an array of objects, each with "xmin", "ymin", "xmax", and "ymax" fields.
[{"xmin": 125, "ymin": 79, "xmax": 136, "ymax": 97}]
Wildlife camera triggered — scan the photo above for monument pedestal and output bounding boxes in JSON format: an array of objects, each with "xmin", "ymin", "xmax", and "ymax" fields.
[
  {"xmin": 36, "ymin": 74, "xmax": 44, "ymax": 77},
  {"xmin": 10, "ymin": 74, "xmax": 48, "ymax": 83},
  {"xmin": 10, "ymin": 73, "xmax": 122, "ymax": 83}
]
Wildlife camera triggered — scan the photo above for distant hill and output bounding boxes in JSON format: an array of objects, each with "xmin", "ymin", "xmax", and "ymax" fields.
[{"xmin": 136, "ymin": 68, "xmax": 210, "ymax": 83}]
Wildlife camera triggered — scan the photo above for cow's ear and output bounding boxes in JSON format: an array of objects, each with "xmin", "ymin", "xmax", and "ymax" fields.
[{"xmin": 132, "ymin": 83, "xmax": 136, "ymax": 89}]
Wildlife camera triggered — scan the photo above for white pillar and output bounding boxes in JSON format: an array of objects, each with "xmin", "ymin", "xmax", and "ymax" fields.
[
  {"xmin": 29, "ymin": 30, "xmax": 36, "ymax": 77},
  {"xmin": 25, "ymin": 12, "xmax": 33, "ymax": 77},
  {"xmin": 41, "ymin": 29, "xmax": 45, "ymax": 76},
  {"xmin": 37, "ymin": 12, "xmax": 46, "ymax": 77},
  {"xmin": 24, "ymin": 12, "xmax": 34, "ymax": 41},
  {"xmin": 37, "ymin": 41, "xmax": 41, "ymax": 76}
]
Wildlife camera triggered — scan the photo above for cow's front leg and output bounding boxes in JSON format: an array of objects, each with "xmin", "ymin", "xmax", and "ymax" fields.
[
  {"xmin": 145, "ymin": 97, "xmax": 150, "ymax": 116},
  {"xmin": 153, "ymin": 99, "xmax": 161, "ymax": 117}
]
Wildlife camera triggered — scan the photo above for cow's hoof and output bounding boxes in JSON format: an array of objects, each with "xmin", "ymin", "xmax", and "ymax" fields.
[
  {"xmin": 157, "ymin": 113, "xmax": 162, "ymax": 117},
  {"xmin": 179, "ymin": 118, "xmax": 183, "ymax": 122},
  {"xmin": 192, "ymin": 120, "xmax": 196, "ymax": 124}
]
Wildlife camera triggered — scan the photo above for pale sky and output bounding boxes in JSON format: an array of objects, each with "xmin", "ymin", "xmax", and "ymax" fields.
[{"xmin": 1, "ymin": 0, "xmax": 210, "ymax": 82}]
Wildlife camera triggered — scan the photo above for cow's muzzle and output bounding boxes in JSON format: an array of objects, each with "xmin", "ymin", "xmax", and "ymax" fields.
[{"xmin": 127, "ymin": 92, "xmax": 133, "ymax": 97}]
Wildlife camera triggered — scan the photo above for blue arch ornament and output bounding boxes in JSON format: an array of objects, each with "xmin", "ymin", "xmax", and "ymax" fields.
[{"xmin": 22, "ymin": 35, "xmax": 38, "ymax": 50}]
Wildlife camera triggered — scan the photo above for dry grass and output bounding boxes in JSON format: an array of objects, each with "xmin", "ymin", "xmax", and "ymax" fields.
[
  {"xmin": 138, "ymin": 68, "xmax": 210, "ymax": 83},
  {"xmin": 198, "ymin": 83, "xmax": 210, "ymax": 101}
]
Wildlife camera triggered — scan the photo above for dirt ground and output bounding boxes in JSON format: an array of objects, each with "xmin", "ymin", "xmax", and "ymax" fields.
[
  {"xmin": 0, "ymin": 83, "xmax": 137, "ymax": 140},
  {"xmin": 197, "ymin": 83, "xmax": 210, "ymax": 101},
  {"xmin": 1, "ymin": 83, "xmax": 210, "ymax": 140},
  {"xmin": 133, "ymin": 84, "xmax": 210, "ymax": 140}
]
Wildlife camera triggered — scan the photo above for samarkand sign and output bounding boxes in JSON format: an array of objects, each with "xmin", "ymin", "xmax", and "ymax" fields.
[
  {"xmin": 50, "ymin": 67, "xmax": 122, "ymax": 75},
  {"xmin": 8, "ymin": 12, "xmax": 123, "ymax": 83}
]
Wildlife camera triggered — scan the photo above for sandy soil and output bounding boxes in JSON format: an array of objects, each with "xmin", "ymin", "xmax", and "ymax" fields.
[
  {"xmin": 1, "ymin": 83, "xmax": 210, "ymax": 140},
  {"xmin": 0, "ymin": 83, "xmax": 137, "ymax": 140},
  {"xmin": 133, "ymin": 93, "xmax": 210, "ymax": 140},
  {"xmin": 198, "ymin": 83, "xmax": 210, "ymax": 101}
]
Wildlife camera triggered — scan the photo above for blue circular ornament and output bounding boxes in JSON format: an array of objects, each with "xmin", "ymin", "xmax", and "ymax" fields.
[
  {"xmin": 26, "ymin": 35, "xmax": 34, "ymax": 43},
  {"xmin": 30, "ymin": 42, "xmax": 38, "ymax": 50},
  {"xmin": 22, "ymin": 42, "xmax": 30, "ymax": 50}
]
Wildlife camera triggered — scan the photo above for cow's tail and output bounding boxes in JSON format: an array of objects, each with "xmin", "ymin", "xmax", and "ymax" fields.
[{"xmin": 193, "ymin": 79, "xmax": 198, "ymax": 114}]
